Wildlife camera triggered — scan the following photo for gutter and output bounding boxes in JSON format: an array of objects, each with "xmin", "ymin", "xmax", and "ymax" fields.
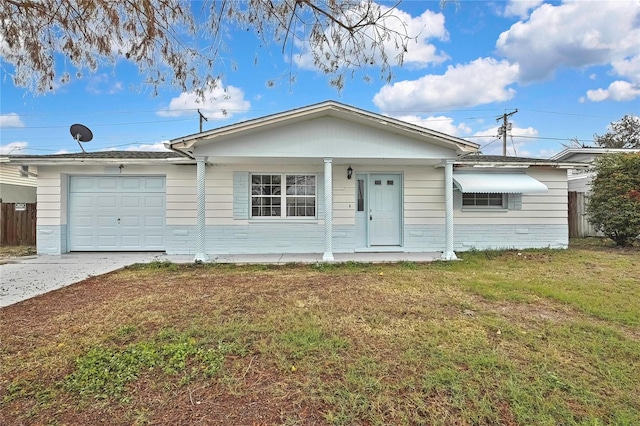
[
  {"xmin": 7, "ymin": 157, "xmax": 196, "ymax": 166},
  {"xmin": 165, "ymin": 142, "xmax": 195, "ymax": 160}
]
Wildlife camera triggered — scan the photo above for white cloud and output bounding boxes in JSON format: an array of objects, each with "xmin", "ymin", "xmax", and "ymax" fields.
[
  {"xmin": 294, "ymin": 3, "xmax": 449, "ymax": 71},
  {"xmin": 390, "ymin": 114, "xmax": 472, "ymax": 136},
  {"xmin": 0, "ymin": 113, "xmax": 25, "ymax": 128},
  {"xmin": 496, "ymin": 1, "xmax": 640, "ymax": 83},
  {"xmin": 86, "ymin": 73, "xmax": 124, "ymax": 95},
  {"xmin": 584, "ymin": 81, "xmax": 640, "ymax": 103},
  {"xmin": 157, "ymin": 80, "xmax": 250, "ymax": 119},
  {"xmin": 611, "ymin": 55, "xmax": 640, "ymax": 83},
  {"xmin": 373, "ymin": 58, "xmax": 519, "ymax": 111},
  {"xmin": 125, "ymin": 142, "xmax": 171, "ymax": 152},
  {"xmin": 503, "ymin": 0, "xmax": 544, "ymax": 19},
  {"xmin": 582, "ymin": 54, "xmax": 640, "ymax": 102},
  {"xmin": 0, "ymin": 141, "xmax": 28, "ymax": 155}
]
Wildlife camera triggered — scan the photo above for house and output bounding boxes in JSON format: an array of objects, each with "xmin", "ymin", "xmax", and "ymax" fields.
[
  {"xmin": 8, "ymin": 101, "xmax": 585, "ymax": 260},
  {"xmin": 550, "ymin": 147, "xmax": 640, "ymax": 193},
  {"xmin": 550, "ymin": 147, "xmax": 639, "ymax": 237},
  {"xmin": 0, "ymin": 159, "xmax": 37, "ymax": 203}
]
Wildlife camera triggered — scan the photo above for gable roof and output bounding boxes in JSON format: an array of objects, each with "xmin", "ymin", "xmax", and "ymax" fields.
[{"xmin": 168, "ymin": 100, "xmax": 480, "ymax": 155}]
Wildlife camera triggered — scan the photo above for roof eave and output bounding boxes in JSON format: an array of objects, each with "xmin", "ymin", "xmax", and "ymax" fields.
[
  {"xmin": 551, "ymin": 147, "xmax": 640, "ymax": 161},
  {"xmin": 7, "ymin": 157, "xmax": 196, "ymax": 166},
  {"xmin": 437, "ymin": 159, "xmax": 590, "ymax": 169}
]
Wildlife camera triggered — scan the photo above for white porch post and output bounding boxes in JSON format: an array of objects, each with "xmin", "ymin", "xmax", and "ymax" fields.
[
  {"xmin": 194, "ymin": 156, "xmax": 208, "ymax": 262},
  {"xmin": 322, "ymin": 158, "xmax": 334, "ymax": 261},
  {"xmin": 442, "ymin": 161, "xmax": 457, "ymax": 260}
]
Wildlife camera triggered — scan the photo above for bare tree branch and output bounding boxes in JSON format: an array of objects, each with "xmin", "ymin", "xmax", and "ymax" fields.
[{"xmin": 0, "ymin": 0, "xmax": 449, "ymax": 94}]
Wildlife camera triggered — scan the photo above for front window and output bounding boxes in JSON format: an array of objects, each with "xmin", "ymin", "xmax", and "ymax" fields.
[
  {"xmin": 251, "ymin": 174, "xmax": 316, "ymax": 218},
  {"xmin": 462, "ymin": 192, "xmax": 505, "ymax": 208}
]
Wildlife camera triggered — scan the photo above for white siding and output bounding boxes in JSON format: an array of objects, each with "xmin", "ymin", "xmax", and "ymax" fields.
[
  {"xmin": 404, "ymin": 166, "xmax": 445, "ymax": 224},
  {"xmin": 452, "ymin": 167, "xmax": 568, "ymax": 226},
  {"xmin": 0, "ymin": 164, "xmax": 37, "ymax": 187},
  {"xmin": 195, "ymin": 117, "xmax": 457, "ymax": 160}
]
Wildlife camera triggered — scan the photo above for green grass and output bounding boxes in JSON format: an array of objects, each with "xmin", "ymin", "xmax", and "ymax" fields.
[{"xmin": 1, "ymin": 242, "xmax": 638, "ymax": 425}]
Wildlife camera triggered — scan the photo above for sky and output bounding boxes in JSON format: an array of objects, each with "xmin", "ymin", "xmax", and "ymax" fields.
[{"xmin": 1, "ymin": 0, "xmax": 639, "ymax": 158}]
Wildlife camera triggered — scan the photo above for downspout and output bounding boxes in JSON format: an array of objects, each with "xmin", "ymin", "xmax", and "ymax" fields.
[
  {"xmin": 442, "ymin": 160, "xmax": 457, "ymax": 260},
  {"xmin": 194, "ymin": 156, "xmax": 208, "ymax": 262}
]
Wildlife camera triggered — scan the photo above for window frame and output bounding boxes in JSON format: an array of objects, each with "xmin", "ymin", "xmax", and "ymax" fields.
[
  {"xmin": 250, "ymin": 173, "xmax": 318, "ymax": 219},
  {"xmin": 461, "ymin": 192, "xmax": 507, "ymax": 210}
]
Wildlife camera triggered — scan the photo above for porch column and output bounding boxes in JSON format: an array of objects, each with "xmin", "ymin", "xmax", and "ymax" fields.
[
  {"xmin": 442, "ymin": 161, "xmax": 457, "ymax": 260},
  {"xmin": 194, "ymin": 156, "xmax": 208, "ymax": 262},
  {"xmin": 322, "ymin": 158, "xmax": 334, "ymax": 261}
]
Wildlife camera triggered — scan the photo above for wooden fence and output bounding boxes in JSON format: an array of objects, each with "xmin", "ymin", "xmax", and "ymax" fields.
[
  {"xmin": 568, "ymin": 192, "xmax": 600, "ymax": 238},
  {"xmin": 0, "ymin": 202, "xmax": 36, "ymax": 246}
]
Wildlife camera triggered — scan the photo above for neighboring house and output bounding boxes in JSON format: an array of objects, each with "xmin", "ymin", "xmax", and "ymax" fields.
[
  {"xmin": 9, "ymin": 101, "xmax": 585, "ymax": 259},
  {"xmin": 551, "ymin": 147, "xmax": 640, "ymax": 193},
  {"xmin": 0, "ymin": 159, "xmax": 37, "ymax": 203},
  {"xmin": 550, "ymin": 147, "xmax": 639, "ymax": 237}
]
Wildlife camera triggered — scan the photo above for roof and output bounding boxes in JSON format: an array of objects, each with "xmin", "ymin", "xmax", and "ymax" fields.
[
  {"xmin": 550, "ymin": 147, "xmax": 640, "ymax": 162},
  {"xmin": 7, "ymin": 150, "xmax": 193, "ymax": 166},
  {"xmin": 9, "ymin": 151, "xmax": 184, "ymax": 159},
  {"xmin": 168, "ymin": 100, "xmax": 480, "ymax": 155},
  {"xmin": 450, "ymin": 154, "xmax": 589, "ymax": 169}
]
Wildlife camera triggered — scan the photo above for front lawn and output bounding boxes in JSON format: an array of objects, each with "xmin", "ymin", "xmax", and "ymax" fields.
[{"xmin": 1, "ymin": 244, "xmax": 638, "ymax": 425}]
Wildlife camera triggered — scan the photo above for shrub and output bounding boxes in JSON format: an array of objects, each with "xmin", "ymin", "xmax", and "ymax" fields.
[{"xmin": 586, "ymin": 153, "xmax": 640, "ymax": 246}]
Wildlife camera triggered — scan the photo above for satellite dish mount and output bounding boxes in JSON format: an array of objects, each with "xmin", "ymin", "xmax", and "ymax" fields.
[{"xmin": 70, "ymin": 123, "xmax": 93, "ymax": 153}]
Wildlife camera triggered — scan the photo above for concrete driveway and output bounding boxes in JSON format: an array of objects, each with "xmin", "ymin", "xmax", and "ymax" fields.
[{"xmin": 0, "ymin": 252, "xmax": 188, "ymax": 308}]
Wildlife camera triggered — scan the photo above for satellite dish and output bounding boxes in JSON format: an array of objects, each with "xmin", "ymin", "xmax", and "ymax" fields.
[{"xmin": 70, "ymin": 123, "xmax": 93, "ymax": 153}]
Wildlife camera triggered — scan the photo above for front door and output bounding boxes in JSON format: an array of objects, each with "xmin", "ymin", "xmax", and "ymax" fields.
[{"xmin": 368, "ymin": 174, "xmax": 402, "ymax": 246}]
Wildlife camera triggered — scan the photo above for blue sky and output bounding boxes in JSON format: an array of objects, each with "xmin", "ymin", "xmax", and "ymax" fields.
[{"xmin": 1, "ymin": 0, "xmax": 639, "ymax": 158}]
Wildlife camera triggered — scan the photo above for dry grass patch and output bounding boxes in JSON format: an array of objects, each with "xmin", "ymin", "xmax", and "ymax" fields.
[
  {"xmin": 1, "ymin": 247, "xmax": 639, "ymax": 425},
  {"xmin": 0, "ymin": 245, "xmax": 36, "ymax": 260}
]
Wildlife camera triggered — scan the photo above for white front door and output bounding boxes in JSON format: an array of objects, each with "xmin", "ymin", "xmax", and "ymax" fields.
[
  {"xmin": 368, "ymin": 174, "xmax": 402, "ymax": 246},
  {"xmin": 68, "ymin": 176, "xmax": 166, "ymax": 251}
]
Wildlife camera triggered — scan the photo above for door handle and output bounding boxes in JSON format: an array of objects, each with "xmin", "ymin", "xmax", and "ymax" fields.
[
  {"xmin": 117, "ymin": 218, "xmax": 121, "ymax": 224},
  {"xmin": 370, "ymin": 215, "xmax": 372, "ymax": 221}
]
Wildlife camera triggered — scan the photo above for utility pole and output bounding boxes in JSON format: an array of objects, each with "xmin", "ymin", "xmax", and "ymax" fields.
[
  {"xmin": 497, "ymin": 109, "xmax": 517, "ymax": 156},
  {"xmin": 198, "ymin": 109, "xmax": 208, "ymax": 133}
]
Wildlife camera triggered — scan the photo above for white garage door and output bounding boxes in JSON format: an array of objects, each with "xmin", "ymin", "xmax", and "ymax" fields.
[{"xmin": 69, "ymin": 176, "xmax": 166, "ymax": 251}]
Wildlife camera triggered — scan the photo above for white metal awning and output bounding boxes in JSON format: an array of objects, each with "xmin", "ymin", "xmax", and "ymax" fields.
[{"xmin": 453, "ymin": 173, "xmax": 548, "ymax": 194}]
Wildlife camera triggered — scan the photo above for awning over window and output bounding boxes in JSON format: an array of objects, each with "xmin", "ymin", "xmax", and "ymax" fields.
[{"xmin": 453, "ymin": 173, "xmax": 548, "ymax": 194}]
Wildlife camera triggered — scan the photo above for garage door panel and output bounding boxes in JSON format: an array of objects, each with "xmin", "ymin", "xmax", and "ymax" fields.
[
  {"xmin": 72, "ymin": 215, "xmax": 94, "ymax": 227},
  {"xmin": 121, "ymin": 177, "xmax": 142, "ymax": 190},
  {"xmin": 144, "ymin": 177, "xmax": 166, "ymax": 191},
  {"xmin": 97, "ymin": 234, "xmax": 117, "ymax": 245},
  {"xmin": 144, "ymin": 236, "xmax": 165, "ymax": 248},
  {"xmin": 121, "ymin": 235, "xmax": 142, "ymax": 248},
  {"xmin": 121, "ymin": 196, "xmax": 141, "ymax": 208},
  {"xmin": 144, "ymin": 195, "xmax": 165, "ymax": 208},
  {"xmin": 97, "ymin": 195, "xmax": 117, "ymax": 208},
  {"xmin": 120, "ymin": 216, "xmax": 140, "ymax": 227},
  {"xmin": 97, "ymin": 215, "xmax": 118, "ymax": 227},
  {"xmin": 69, "ymin": 176, "xmax": 166, "ymax": 251},
  {"xmin": 72, "ymin": 195, "xmax": 95, "ymax": 208},
  {"xmin": 98, "ymin": 178, "xmax": 118, "ymax": 190},
  {"xmin": 145, "ymin": 216, "xmax": 164, "ymax": 227},
  {"xmin": 70, "ymin": 177, "xmax": 96, "ymax": 192}
]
